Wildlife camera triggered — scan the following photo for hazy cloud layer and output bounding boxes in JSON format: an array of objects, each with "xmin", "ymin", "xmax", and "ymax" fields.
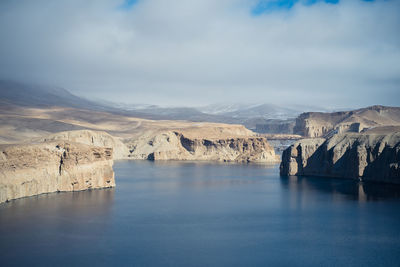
[{"xmin": 0, "ymin": 0, "xmax": 399, "ymax": 108}]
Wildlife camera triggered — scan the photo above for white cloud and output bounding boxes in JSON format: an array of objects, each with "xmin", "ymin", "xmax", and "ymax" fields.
[{"xmin": 0, "ymin": 0, "xmax": 399, "ymax": 108}]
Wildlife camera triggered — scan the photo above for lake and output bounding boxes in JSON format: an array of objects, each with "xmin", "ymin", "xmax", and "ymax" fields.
[{"xmin": 1, "ymin": 160, "xmax": 400, "ymax": 266}]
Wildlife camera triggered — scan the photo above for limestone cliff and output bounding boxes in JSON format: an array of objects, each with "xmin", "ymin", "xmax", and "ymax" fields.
[
  {"xmin": 127, "ymin": 131, "xmax": 279, "ymax": 163},
  {"xmin": 0, "ymin": 142, "xmax": 115, "ymax": 203},
  {"xmin": 280, "ymin": 132, "xmax": 400, "ymax": 183},
  {"xmin": 293, "ymin": 106, "xmax": 400, "ymax": 138}
]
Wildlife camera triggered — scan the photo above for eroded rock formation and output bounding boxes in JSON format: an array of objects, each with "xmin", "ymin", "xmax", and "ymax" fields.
[
  {"xmin": 127, "ymin": 131, "xmax": 279, "ymax": 163},
  {"xmin": 0, "ymin": 142, "xmax": 115, "ymax": 203},
  {"xmin": 293, "ymin": 106, "xmax": 400, "ymax": 138},
  {"xmin": 41, "ymin": 130, "xmax": 129, "ymax": 160},
  {"xmin": 280, "ymin": 132, "xmax": 400, "ymax": 183}
]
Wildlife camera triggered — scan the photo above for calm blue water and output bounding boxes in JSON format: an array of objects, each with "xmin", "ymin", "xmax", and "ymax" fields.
[{"xmin": 1, "ymin": 160, "xmax": 400, "ymax": 266}]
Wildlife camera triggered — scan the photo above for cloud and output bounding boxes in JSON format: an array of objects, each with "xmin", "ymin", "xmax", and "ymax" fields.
[{"xmin": 0, "ymin": 0, "xmax": 399, "ymax": 108}]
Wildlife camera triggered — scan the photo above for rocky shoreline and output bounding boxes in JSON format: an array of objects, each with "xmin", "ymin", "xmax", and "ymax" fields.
[
  {"xmin": 0, "ymin": 128, "xmax": 279, "ymax": 203},
  {"xmin": 280, "ymin": 132, "xmax": 400, "ymax": 184},
  {"xmin": 0, "ymin": 141, "xmax": 115, "ymax": 203}
]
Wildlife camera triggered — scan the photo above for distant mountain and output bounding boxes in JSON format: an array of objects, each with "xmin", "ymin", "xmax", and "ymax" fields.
[
  {"xmin": 197, "ymin": 103, "xmax": 262, "ymax": 115},
  {"xmin": 195, "ymin": 103, "xmax": 332, "ymax": 133},
  {"xmin": 0, "ymin": 80, "xmax": 112, "ymax": 111},
  {"xmin": 0, "ymin": 80, "xmax": 236, "ymax": 123},
  {"xmin": 219, "ymin": 104, "xmax": 301, "ymax": 119},
  {"xmin": 0, "ymin": 80, "xmax": 334, "ymax": 134},
  {"xmin": 198, "ymin": 103, "xmax": 332, "ymax": 119}
]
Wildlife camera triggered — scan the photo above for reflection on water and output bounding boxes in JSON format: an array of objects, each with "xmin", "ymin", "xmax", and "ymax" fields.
[
  {"xmin": 1, "ymin": 188, "xmax": 115, "ymax": 219},
  {"xmin": 280, "ymin": 175, "xmax": 400, "ymax": 203},
  {"xmin": 1, "ymin": 161, "xmax": 400, "ymax": 267},
  {"xmin": 0, "ymin": 189, "xmax": 115, "ymax": 265}
]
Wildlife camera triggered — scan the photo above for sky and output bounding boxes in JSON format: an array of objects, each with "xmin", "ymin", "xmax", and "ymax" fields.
[{"xmin": 0, "ymin": 0, "xmax": 399, "ymax": 108}]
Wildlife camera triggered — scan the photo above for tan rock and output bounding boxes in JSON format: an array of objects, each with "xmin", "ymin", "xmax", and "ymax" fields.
[
  {"xmin": 0, "ymin": 104, "xmax": 281, "ymax": 164},
  {"xmin": 40, "ymin": 130, "xmax": 129, "ymax": 160},
  {"xmin": 0, "ymin": 141, "xmax": 115, "ymax": 203},
  {"xmin": 293, "ymin": 106, "xmax": 400, "ymax": 138},
  {"xmin": 127, "ymin": 130, "xmax": 279, "ymax": 163},
  {"xmin": 280, "ymin": 132, "xmax": 400, "ymax": 184}
]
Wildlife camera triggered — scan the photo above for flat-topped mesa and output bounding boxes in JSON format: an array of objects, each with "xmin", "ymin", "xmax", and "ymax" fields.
[
  {"xmin": 127, "ymin": 130, "xmax": 279, "ymax": 163},
  {"xmin": 280, "ymin": 132, "xmax": 400, "ymax": 184},
  {"xmin": 0, "ymin": 141, "xmax": 115, "ymax": 203},
  {"xmin": 293, "ymin": 106, "xmax": 400, "ymax": 138}
]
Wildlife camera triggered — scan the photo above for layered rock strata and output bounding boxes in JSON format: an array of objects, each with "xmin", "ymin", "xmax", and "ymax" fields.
[
  {"xmin": 41, "ymin": 130, "xmax": 129, "ymax": 160},
  {"xmin": 0, "ymin": 142, "xmax": 115, "ymax": 203},
  {"xmin": 280, "ymin": 132, "xmax": 400, "ymax": 184},
  {"xmin": 127, "ymin": 131, "xmax": 279, "ymax": 163},
  {"xmin": 293, "ymin": 106, "xmax": 400, "ymax": 138}
]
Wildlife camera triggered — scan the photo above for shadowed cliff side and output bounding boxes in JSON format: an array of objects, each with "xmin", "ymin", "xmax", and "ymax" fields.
[
  {"xmin": 280, "ymin": 132, "xmax": 400, "ymax": 184},
  {"xmin": 0, "ymin": 141, "xmax": 115, "ymax": 203}
]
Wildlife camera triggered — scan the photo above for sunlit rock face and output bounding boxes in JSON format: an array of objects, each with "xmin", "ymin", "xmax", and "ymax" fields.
[
  {"xmin": 127, "ymin": 131, "xmax": 280, "ymax": 163},
  {"xmin": 280, "ymin": 132, "xmax": 400, "ymax": 184},
  {"xmin": 0, "ymin": 141, "xmax": 115, "ymax": 203},
  {"xmin": 293, "ymin": 106, "xmax": 400, "ymax": 138},
  {"xmin": 40, "ymin": 130, "xmax": 129, "ymax": 160}
]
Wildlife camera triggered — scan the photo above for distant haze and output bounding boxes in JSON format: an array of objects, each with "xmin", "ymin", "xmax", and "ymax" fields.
[{"xmin": 0, "ymin": 0, "xmax": 399, "ymax": 108}]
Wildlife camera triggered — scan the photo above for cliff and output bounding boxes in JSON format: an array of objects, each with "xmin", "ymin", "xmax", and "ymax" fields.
[
  {"xmin": 40, "ymin": 130, "xmax": 129, "ymax": 160},
  {"xmin": 280, "ymin": 132, "xmax": 400, "ymax": 183},
  {"xmin": 0, "ymin": 141, "xmax": 115, "ymax": 203},
  {"xmin": 293, "ymin": 106, "xmax": 400, "ymax": 138},
  {"xmin": 127, "ymin": 130, "xmax": 279, "ymax": 163},
  {"xmin": 37, "ymin": 128, "xmax": 277, "ymax": 163}
]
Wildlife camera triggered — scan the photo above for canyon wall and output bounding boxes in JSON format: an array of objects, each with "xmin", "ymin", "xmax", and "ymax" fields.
[
  {"xmin": 280, "ymin": 132, "xmax": 400, "ymax": 183},
  {"xmin": 41, "ymin": 130, "xmax": 129, "ymax": 160},
  {"xmin": 293, "ymin": 106, "xmax": 400, "ymax": 138},
  {"xmin": 127, "ymin": 131, "xmax": 279, "ymax": 163},
  {"xmin": 0, "ymin": 141, "xmax": 115, "ymax": 203}
]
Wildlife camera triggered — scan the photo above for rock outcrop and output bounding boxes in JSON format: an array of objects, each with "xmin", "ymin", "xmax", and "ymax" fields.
[
  {"xmin": 41, "ymin": 130, "xmax": 129, "ymax": 160},
  {"xmin": 293, "ymin": 106, "xmax": 400, "ymax": 138},
  {"xmin": 0, "ymin": 142, "xmax": 115, "ymax": 203},
  {"xmin": 280, "ymin": 132, "xmax": 400, "ymax": 184},
  {"xmin": 127, "ymin": 131, "xmax": 279, "ymax": 163}
]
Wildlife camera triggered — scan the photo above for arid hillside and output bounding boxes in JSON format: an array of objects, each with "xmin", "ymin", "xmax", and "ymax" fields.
[
  {"xmin": 0, "ymin": 104, "xmax": 279, "ymax": 163},
  {"xmin": 0, "ymin": 104, "xmax": 255, "ymax": 144}
]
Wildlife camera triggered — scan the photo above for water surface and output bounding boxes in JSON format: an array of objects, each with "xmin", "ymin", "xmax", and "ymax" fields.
[{"xmin": 1, "ymin": 161, "xmax": 400, "ymax": 266}]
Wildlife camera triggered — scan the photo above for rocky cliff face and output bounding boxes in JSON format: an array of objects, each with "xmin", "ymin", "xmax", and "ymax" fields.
[
  {"xmin": 293, "ymin": 106, "xmax": 400, "ymax": 138},
  {"xmin": 127, "ymin": 131, "xmax": 279, "ymax": 163},
  {"xmin": 293, "ymin": 112, "xmax": 345, "ymax": 137},
  {"xmin": 0, "ymin": 142, "xmax": 115, "ymax": 203},
  {"xmin": 280, "ymin": 132, "xmax": 400, "ymax": 183},
  {"xmin": 41, "ymin": 130, "xmax": 129, "ymax": 160}
]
